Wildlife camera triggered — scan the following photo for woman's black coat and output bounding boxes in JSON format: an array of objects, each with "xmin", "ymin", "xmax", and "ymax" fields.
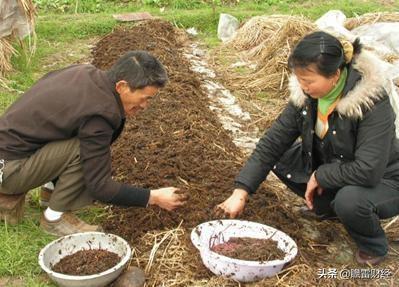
[{"xmin": 236, "ymin": 50, "xmax": 399, "ymax": 194}]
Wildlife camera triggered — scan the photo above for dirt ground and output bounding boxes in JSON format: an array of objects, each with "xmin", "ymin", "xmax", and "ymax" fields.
[{"xmin": 92, "ymin": 20, "xmax": 398, "ymax": 286}]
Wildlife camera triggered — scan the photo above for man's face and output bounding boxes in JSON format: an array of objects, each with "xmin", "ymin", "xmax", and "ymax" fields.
[{"xmin": 116, "ymin": 81, "xmax": 159, "ymax": 117}]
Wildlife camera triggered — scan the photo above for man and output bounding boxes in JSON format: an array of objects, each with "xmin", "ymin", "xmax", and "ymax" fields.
[{"xmin": 0, "ymin": 50, "xmax": 186, "ymax": 236}]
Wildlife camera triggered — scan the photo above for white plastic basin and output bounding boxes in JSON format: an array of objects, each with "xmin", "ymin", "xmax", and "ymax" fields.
[
  {"xmin": 38, "ymin": 232, "xmax": 132, "ymax": 287},
  {"xmin": 191, "ymin": 219, "xmax": 298, "ymax": 282}
]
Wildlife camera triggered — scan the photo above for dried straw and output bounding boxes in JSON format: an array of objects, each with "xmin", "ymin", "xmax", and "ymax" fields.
[
  {"xmin": 0, "ymin": 37, "xmax": 17, "ymax": 77},
  {"xmin": 345, "ymin": 12, "xmax": 399, "ymax": 30},
  {"xmin": 145, "ymin": 221, "xmax": 183, "ymax": 273},
  {"xmin": 228, "ymin": 15, "xmax": 291, "ymax": 52},
  {"xmin": 214, "ymin": 15, "xmax": 315, "ymax": 100},
  {"xmin": 384, "ymin": 216, "xmax": 399, "ymax": 232},
  {"xmin": 0, "ymin": 0, "xmax": 36, "ymax": 79},
  {"xmin": 384, "ymin": 53, "xmax": 399, "ymax": 64},
  {"xmin": 133, "ymin": 222, "xmax": 202, "ymax": 286},
  {"xmin": 240, "ymin": 16, "xmax": 315, "ymax": 95}
]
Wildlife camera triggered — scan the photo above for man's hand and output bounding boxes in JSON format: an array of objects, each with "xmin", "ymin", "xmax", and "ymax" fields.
[
  {"xmin": 148, "ymin": 187, "xmax": 187, "ymax": 211},
  {"xmin": 305, "ymin": 172, "xmax": 323, "ymax": 210},
  {"xmin": 214, "ymin": 188, "xmax": 248, "ymax": 218}
]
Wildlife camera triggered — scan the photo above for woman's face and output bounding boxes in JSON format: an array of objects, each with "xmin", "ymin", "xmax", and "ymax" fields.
[{"xmin": 294, "ymin": 64, "xmax": 340, "ymax": 99}]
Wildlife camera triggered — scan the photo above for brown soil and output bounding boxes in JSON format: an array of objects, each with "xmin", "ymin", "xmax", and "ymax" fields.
[
  {"xmin": 51, "ymin": 249, "xmax": 120, "ymax": 276},
  {"xmin": 89, "ymin": 19, "xmax": 396, "ymax": 286},
  {"xmin": 211, "ymin": 237, "xmax": 285, "ymax": 262}
]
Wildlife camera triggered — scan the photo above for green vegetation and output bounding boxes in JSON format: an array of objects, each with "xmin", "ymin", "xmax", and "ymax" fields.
[
  {"xmin": 0, "ymin": 193, "xmax": 57, "ymax": 286},
  {"xmin": 2, "ymin": 0, "xmax": 398, "ymax": 98},
  {"xmin": 0, "ymin": 190, "xmax": 106, "ymax": 286},
  {"xmin": 1, "ymin": 0, "xmax": 399, "ymax": 285}
]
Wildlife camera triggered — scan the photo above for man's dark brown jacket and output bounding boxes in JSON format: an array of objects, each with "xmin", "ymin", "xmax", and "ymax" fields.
[{"xmin": 0, "ymin": 64, "xmax": 150, "ymax": 206}]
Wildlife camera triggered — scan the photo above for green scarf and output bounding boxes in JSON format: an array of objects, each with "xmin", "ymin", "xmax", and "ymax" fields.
[{"xmin": 318, "ymin": 67, "xmax": 347, "ymax": 115}]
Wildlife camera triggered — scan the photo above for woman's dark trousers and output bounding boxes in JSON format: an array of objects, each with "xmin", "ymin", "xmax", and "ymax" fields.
[{"xmin": 273, "ymin": 167, "xmax": 399, "ymax": 256}]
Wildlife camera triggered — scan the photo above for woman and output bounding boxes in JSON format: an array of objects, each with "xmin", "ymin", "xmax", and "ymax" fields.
[{"xmin": 217, "ymin": 31, "xmax": 399, "ymax": 265}]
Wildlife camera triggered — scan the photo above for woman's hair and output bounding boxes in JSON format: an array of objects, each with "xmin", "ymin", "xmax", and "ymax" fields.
[
  {"xmin": 107, "ymin": 50, "xmax": 168, "ymax": 90},
  {"xmin": 288, "ymin": 31, "xmax": 362, "ymax": 77}
]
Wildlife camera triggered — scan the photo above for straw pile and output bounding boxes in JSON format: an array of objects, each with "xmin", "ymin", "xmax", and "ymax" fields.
[
  {"xmin": 0, "ymin": 36, "xmax": 17, "ymax": 77},
  {"xmin": 0, "ymin": 0, "xmax": 36, "ymax": 78},
  {"xmin": 228, "ymin": 15, "xmax": 290, "ymax": 51},
  {"xmin": 345, "ymin": 12, "xmax": 399, "ymax": 30},
  {"xmin": 213, "ymin": 15, "xmax": 316, "ymax": 100}
]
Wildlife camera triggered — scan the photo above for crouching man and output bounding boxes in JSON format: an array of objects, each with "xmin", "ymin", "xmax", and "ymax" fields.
[{"xmin": 0, "ymin": 50, "xmax": 186, "ymax": 236}]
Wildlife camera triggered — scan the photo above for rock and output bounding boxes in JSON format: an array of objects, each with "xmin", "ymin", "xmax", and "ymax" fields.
[
  {"xmin": 0, "ymin": 277, "xmax": 24, "ymax": 286},
  {"xmin": 298, "ymin": 218, "xmax": 321, "ymax": 241},
  {"xmin": 112, "ymin": 266, "xmax": 146, "ymax": 287},
  {"xmin": 327, "ymin": 242, "xmax": 354, "ymax": 264}
]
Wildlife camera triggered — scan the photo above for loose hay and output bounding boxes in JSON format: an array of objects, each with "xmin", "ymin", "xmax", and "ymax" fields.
[
  {"xmin": 345, "ymin": 12, "xmax": 399, "ymax": 30},
  {"xmin": 228, "ymin": 15, "xmax": 292, "ymax": 52},
  {"xmin": 0, "ymin": 37, "xmax": 17, "ymax": 76},
  {"xmin": 209, "ymin": 15, "xmax": 314, "ymax": 132},
  {"xmin": 233, "ymin": 16, "xmax": 316, "ymax": 97},
  {"xmin": 0, "ymin": 0, "xmax": 36, "ymax": 78},
  {"xmin": 137, "ymin": 223, "xmax": 195, "ymax": 286},
  {"xmin": 212, "ymin": 15, "xmax": 316, "ymax": 101}
]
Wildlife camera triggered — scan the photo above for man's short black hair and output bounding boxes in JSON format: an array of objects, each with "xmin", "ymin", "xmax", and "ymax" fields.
[{"xmin": 107, "ymin": 50, "xmax": 168, "ymax": 90}]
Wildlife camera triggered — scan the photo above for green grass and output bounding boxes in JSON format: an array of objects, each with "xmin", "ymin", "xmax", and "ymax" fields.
[
  {"xmin": 0, "ymin": 201, "xmax": 56, "ymax": 286},
  {"xmin": 1, "ymin": 1, "xmax": 399, "ymax": 285},
  {"xmin": 2, "ymin": 0, "xmax": 399, "ymax": 98},
  {"xmin": 0, "ymin": 191, "xmax": 106, "ymax": 286}
]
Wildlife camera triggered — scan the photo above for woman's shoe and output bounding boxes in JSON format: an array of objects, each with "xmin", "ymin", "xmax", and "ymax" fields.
[
  {"xmin": 355, "ymin": 249, "xmax": 386, "ymax": 265},
  {"xmin": 298, "ymin": 205, "xmax": 338, "ymax": 221}
]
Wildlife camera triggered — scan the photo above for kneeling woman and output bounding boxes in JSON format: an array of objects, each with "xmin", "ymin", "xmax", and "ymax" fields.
[{"xmin": 217, "ymin": 31, "xmax": 399, "ymax": 265}]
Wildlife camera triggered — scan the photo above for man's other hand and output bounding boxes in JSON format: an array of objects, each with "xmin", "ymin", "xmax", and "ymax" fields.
[{"xmin": 148, "ymin": 187, "xmax": 187, "ymax": 211}]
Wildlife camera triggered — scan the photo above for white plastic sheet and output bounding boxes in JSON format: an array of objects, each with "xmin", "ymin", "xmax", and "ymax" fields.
[
  {"xmin": 315, "ymin": 10, "xmax": 355, "ymax": 41},
  {"xmin": 0, "ymin": 0, "xmax": 32, "ymax": 39},
  {"xmin": 217, "ymin": 13, "xmax": 239, "ymax": 43},
  {"xmin": 352, "ymin": 23, "xmax": 399, "ymax": 55}
]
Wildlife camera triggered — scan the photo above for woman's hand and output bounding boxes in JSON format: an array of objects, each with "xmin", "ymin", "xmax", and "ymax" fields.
[
  {"xmin": 215, "ymin": 188, "xmax": 248, "ymax": 218},
  {"xmin": 305, "ymin": 172, "xmax": 323, "ymax": 210},
  {"xmin": 148, "ymin": 187, "xmax": 187, "ymax": 211}
]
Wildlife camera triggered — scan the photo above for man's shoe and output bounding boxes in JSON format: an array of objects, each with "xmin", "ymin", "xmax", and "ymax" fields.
[
  {"xmin": 355, "ymin": 249, "xmax": 386, "ymax": 265},
  {"xmin": 40, "ymin": 212, "xmax": 103, "ymax": 237},
  {"xmin": 40, "ymin": 186, "xmax": 52, "ymax": 208}
]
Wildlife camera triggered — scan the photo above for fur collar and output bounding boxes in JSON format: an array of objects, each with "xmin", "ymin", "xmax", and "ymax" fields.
[{"xmin": 288, "ymin": 50, "xmax": 389, "ymax": 119}]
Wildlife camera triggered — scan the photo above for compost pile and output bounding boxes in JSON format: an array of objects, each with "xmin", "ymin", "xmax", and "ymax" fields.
[
  {"xmin": 52, "ymin": 249, "xmax": 120, "ymax": 276},
  {"xmin": 92, "ymin": 20, "xmax": 253, "ymax": 234},
  {"xmin": 91, "ymin": 20, "xmax": 396, "ymax": 286}
]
